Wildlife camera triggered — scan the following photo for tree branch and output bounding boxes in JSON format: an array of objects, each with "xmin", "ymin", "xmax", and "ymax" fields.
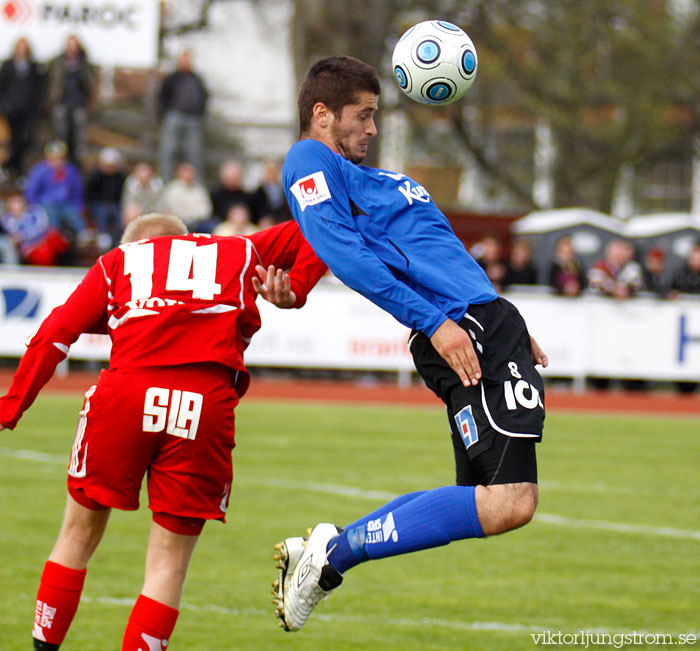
[{"xmin": 450, "ymin": 112, "xmax": 539, "ymax": 210}]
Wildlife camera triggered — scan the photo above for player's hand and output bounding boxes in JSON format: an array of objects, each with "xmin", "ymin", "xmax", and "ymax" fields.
[
  {"xmin": 252, "ymin": 265, "xmax": 297, "ymax": 309},
  {"xmin": 530, "ymin": 336, "xmax": 549, "ymax": 368},
  {"xmin": 430, "ymin": 318, "xmax": 481, "ymax": 387},
  {"xmin": 0, "ymin": 424, "xmax": 5, "ymax": 432}
]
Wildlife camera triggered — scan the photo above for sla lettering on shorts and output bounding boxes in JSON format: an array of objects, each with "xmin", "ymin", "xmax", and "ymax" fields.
[
  {"xmin": 290, "ymin": 172, "xmax": 332, "ymax": 211},
  {"xmin": 143, "ymin": 387, "xmax": 203, "ymax": 440},
  {"xmin": 366, "ymin": 512, "xmax": 399, "ymax": 545},
  {"xmin": 503, "ymin": 361, "xmax": 543, "ymax": 411}
]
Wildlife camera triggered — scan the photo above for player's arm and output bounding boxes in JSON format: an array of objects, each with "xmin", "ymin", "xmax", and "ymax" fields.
[
  {"xmin": 249, "ymin": 220, "xmax": 328, "ymax": 309},
  {"xmin": 0, "ymin": 263, "xmax": 109, "ymax": 430},
  {"xmin": 252, "ymin": 264, "xmax": 296, "ymax": 308},
  {"xmin": 530, "ymin": 335, "xmax": 549, "ymax": 368}
]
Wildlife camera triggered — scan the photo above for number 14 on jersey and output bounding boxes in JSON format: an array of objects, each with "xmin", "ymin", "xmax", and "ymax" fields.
[{"xmin": 124, "ymin": 239, "xmax": 222, "ymax": 301}]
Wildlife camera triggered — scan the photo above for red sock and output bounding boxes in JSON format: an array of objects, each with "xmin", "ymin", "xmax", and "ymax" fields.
[
  {"xmin": 33, "ymin": 561, "xmax": 86, "ymax": 645},
  {"xmin": 122, "ymin": 594, "xmax": 179, "ymax": 651}
]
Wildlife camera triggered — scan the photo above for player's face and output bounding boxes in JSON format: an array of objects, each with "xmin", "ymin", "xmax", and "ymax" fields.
[{"xmin": 329, "ymin": 92, "xmax": 379, "ymax": 164}]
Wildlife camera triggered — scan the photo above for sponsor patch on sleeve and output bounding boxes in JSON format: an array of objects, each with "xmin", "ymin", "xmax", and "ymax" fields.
[{"xmin": 290, "ymin": 171, "xmax": 332, "ymax": 212}]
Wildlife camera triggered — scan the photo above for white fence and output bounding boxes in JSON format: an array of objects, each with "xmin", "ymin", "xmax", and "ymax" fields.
[{"xmin": 1, "ymin": 266, "xmax": 699, "ymax": 384}]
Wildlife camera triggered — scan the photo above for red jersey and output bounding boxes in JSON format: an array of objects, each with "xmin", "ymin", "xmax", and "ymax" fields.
[{"xmin": 0, "ymin": 221, "xmax": 327, "ymax": 428}]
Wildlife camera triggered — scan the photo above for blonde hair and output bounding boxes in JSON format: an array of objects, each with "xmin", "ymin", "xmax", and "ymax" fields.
[{"xmin": 120, "ymin": 213, "xmax": 188, "ymax": 244}]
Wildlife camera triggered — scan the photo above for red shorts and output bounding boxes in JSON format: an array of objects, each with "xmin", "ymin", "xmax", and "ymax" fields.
[{"xmin": 66, "ymin": 364, "xmax": 238, "ymax": 522}]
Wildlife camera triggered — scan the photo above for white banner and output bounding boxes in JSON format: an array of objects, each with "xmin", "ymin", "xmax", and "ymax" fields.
[
  {"xmin": 0, "ymin": 0, "xmax": 159, "ymax": 68},
  {"xmin": 0, "ymin": 265, "xmax": 111, "ymax": 358},
  {"xmin": 1, "ymin": 266, "xmax": 699, "ymax": 382}
]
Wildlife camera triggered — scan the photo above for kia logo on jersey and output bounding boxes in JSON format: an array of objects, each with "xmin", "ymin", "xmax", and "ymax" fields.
[{"xmin": 290, "ymin": 171, "xmax": 332, "ymax": 211}]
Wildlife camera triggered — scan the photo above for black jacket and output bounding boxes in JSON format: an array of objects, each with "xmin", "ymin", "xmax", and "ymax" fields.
[{"xmin": 0, "ymin": 58, "xmax": 44, "ymax": 115}]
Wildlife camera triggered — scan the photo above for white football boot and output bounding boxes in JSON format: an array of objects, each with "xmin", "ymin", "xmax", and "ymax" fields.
[
  {"xmin": 273, "ymin": 523, "xmax": 343, "ymax": 631},
  {"xmin": 272, "ymin": 536, "xmax": 305, "ymax": 616}
]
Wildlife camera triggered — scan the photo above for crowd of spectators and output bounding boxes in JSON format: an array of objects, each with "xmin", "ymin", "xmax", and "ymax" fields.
[
  {"xmin": 473, "ymin": 234, "xmax": 700, "ymax": 299},
  {"xmin": 0, "ymin": 34, "xmax": 697, "ymax": 303},
  {"xmin": 0, "ymin": 144, "xmax": 290, "ymax": 265},
  {"xmin": 0, "ymin": 34, "xmax": 290, "ymax": 267}
]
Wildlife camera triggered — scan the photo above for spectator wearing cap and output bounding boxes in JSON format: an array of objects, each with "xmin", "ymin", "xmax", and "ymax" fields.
[
  {"xmin": 157, "ymin": 49, "xmax": 208, "ymax": 181},
  {"xmin": 0, "ymin": 37, "xmax": 45, "ymax": 179},
  {"xmin": 85, "ymin": 147, "xmax": 126, "ymax": 251},
  {"xmin": 47, "ymin": 34, "xmax": 95, "ymax": 165},
  {"xmin": 641, "ymin": 246, "xmax": 670, "ymax": 298},
  {"xmin": 24, "ymin": 140, "xmax": 87, "ymax": 242}
]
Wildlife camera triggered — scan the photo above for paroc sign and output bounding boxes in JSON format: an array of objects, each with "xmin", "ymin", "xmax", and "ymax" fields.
[{"xmin": 0, "ymin": 0, "xmax": 159, "ymax": 68}]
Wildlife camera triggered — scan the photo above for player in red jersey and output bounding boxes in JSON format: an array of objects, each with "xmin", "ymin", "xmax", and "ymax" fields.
[{"xmin": 0, "ymin": 213, "xmax": 327, "ymax": 651}]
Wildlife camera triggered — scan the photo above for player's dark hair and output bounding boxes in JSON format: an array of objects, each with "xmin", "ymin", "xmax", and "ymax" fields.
[{"xmin": 298, "ymin": 56, "xmax": 381, "ymax": 134}]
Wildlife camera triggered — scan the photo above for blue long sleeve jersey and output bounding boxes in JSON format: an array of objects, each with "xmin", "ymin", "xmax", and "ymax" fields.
[{"xmin": 284, "ymin": 139, "xmax": 497, "ymax": 337}]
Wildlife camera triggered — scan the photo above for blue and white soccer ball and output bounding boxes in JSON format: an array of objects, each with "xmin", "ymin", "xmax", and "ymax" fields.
[{"xmin": 392, "ymin": 20, "xmax": 478, "ymax": 105}]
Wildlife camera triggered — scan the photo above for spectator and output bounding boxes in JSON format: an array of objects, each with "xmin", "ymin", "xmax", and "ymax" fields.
[
  {"xmin": 0, "ymin": 212, "xmax": 20, "ymax": 264},
  {"xmin": 640, "ymin": 246, "xmax": 670, "ymax": 298},
  {"xmin": 210, "ymin": 159, "xmax": 254, "ymax": 225},
  {"xmin": 588, "ymin": 238, "xmax": 644, "ymax": 298},
  {"xmin": 0, "ymin": 190, "xmax": 69, "ymax": 265},
  {"xmin": 24, "ymin": 140, "xmax": 87, "ymax": 242},
  {"xmin": 670, "ymin": 241, "xmax": 700, "ymax": 296},
  {"xmin": 46, "ymin": 34, "xmax": 95, "ymax": 165},
  {"xmin": 85, "ymin": 147, "xmax": 126, "ymax": 251},
  {"xmin": 213, "ymin": 203, "xmax": 258, "ymax": 237},
  {"xmin": 548, "ymin": 235, "xmax": 585, "ymax": 296},
  {"xmin": 251, "ymin": 159, "xmax": 288, "ymax": 226},
  {"xmin": 157, "ymin": 49, "xmax": 208, "ymax": 181},
  {"xmin": 503, "ymin": 238, "xmax": 537, "ymax": 288},
  {"xmin": 472, "ymin": 235, "xmax": 507, "ymax": 293},
  {"xmin": 159, "ymin": 161, "xmax": 212, "ymax": 229},
  {"xmin": 121, "ymin": 161, "xmax": 164, "ymax": 215},
  {"xmin": 0, "ymin": 37, "xmax": 44, "ymax": 179}
]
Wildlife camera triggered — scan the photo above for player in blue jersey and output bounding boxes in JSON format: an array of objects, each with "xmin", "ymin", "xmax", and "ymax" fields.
[{"xmin": 273, "ymin": 56, "xmax": 549, "ymax": 631}]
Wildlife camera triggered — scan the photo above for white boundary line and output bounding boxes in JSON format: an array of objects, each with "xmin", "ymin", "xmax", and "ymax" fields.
[
  {"xmin": 77, "ymin": 595, "xmax": 696, "ymax": 638},
  {"xmin": 533, "ymin": 513, "xmax": 700, "ymax": 540},
  {"xmin": 2, "ymin": 448, "xmax": 699, "ymax": 541}
]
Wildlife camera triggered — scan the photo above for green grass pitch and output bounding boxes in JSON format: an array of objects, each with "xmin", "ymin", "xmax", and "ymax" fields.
[{"xmin": 0, "ymin": 393, "xmax": 698, "ymax": 650}]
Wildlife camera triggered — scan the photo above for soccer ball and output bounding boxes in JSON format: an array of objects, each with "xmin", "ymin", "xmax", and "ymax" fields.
[{"xmin": 392, "ymin": 20, "xmax": 478, "ymax": 105}]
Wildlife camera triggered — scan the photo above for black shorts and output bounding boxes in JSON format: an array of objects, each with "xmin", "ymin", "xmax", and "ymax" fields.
[{"xmin": 410, "ymin": 297, "xmax": 544, "ymax": 486}]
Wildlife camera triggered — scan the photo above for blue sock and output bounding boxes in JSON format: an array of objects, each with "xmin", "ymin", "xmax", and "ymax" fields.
[
  {"xmin": 327, "ymin": 486, "xmax": 483, "ymax": 574},
  {"xmin": 327, "ymin": 491, "xmax": 426, "ymax": 573}
]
